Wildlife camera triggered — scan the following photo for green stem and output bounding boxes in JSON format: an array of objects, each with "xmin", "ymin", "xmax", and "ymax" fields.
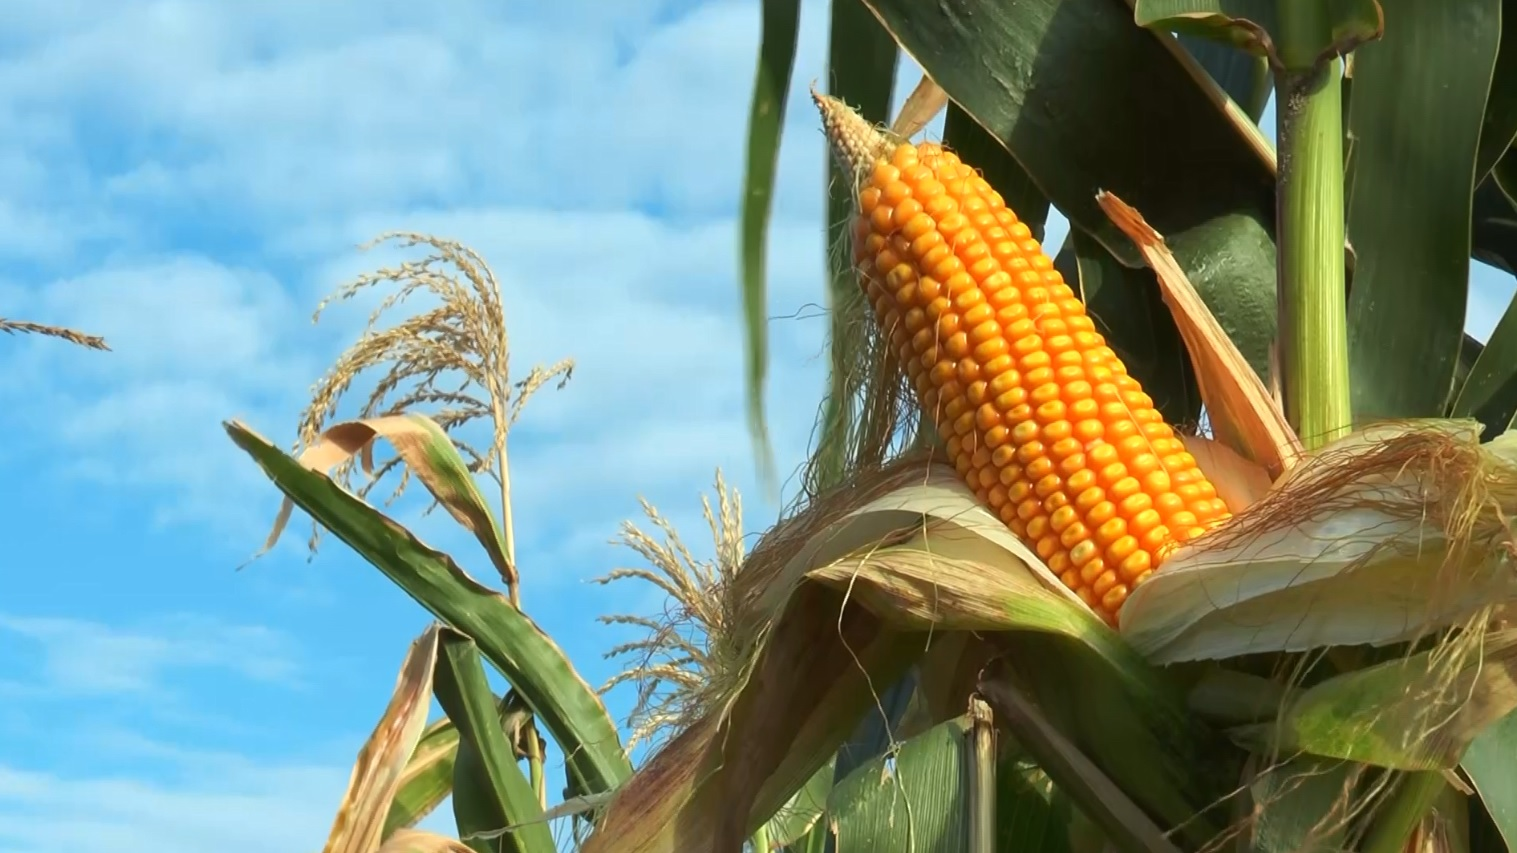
[
  {"xmin": 1360, "ymin": 771, "xmax": 1446, "ymax": 853},
  {"xmin": 527, "ymin": 727, "xmax": 546, "ymax": 809},
  {"xmin": 496, "ymin": 433, "xmax": 519, "ymax": 608},
  {"xmin": 750, "ymin": 823, "xmax": 770, "ymax": 852},
  {"xmin": 1274, "ymin": 3, "xmax": 1353, "ymax": 450}
]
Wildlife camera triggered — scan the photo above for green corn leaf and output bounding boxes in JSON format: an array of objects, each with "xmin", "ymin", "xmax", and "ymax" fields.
[
  {"xmin": 434, "ymin": 631, "xmax": 553, "ymax": 853},
  {"xmin": 1237, "ymin": 631, "xmax": 1517, "ymax": 771},
  {"xmin": 1474, "ymin": 4, "xmax": 1517, "ymax": 181},
  {"xmin": 1462, "ymin": 708, "xmax": 1517, "ymax": 851},
  {"xmin": 225, "ymin": 420, "xmax": 633, "ymax": 798},
  {"xmin": 825, "ymin": 716, "xmax": 972, "ymax": 852},
  {"xmin": 1345, "ymin": 0, "xmax": 1502, "ymax": 421},
  {"xmin": 737, "ymin": 0, "xmax": 803, "ymax": 495},
  {"xmin": 1133, "ymin": 0, "xmax": 1384, "ymax": 70},
  {"xmin": 763, "ymin": 755, "xmax": 836, "ymax": 847}
]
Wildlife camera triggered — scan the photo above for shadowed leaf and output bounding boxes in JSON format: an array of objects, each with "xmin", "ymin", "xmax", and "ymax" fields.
[
  {"xmin": 1474, "ymin": 5, "xmax": 1517, "ymax": 181},
  {"xmin": 977, "ymin": 669, "xmax": 1184, "ymax": 853},
  {"xmin": 1452, "ymin": 285, "xmax": 1517, "ymax": 437},
  {"xmin": 1134, "ymin": 0, "xmax": 1384, "ymax": 68},
  {"xmin": 1133, "ymin": 0, "xmax": 1280, "ymax": 59},
  {"xmin": 434, "ymin": 631, "xmax": 554, "ymax": 853},
  {"xmin": 1175, "ymin": 34, "xmax": 1271, "ymax": 122},
  {"xmin": 1345, "ymin": 0, "xmax": 1502, "ymax": 421}
]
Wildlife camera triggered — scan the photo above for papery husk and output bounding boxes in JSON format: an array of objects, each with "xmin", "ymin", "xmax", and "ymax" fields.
[
  {"xmin": 1096, "ymin": 190, "xmax": 1302, "ymax": 481},
  {"xmin": 580, "ymin": 457, "xmax": 940, "ymax": 853},
  {"xmin": 1121, "ymin": 419, "xmax": 1517, "ymax": 663},
  {"xmin": 582, "ymin": 455, "xmax": 1204, "ymax": 853}
]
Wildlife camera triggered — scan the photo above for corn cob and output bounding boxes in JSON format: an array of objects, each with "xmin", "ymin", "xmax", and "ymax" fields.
[{"xmin": 815, "ymin": 90, "xmax": 1231, "ymax": 624}]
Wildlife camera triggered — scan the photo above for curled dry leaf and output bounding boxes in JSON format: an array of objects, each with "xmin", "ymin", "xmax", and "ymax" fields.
[
  {"xmin": 324, "ymin": 625, "xmax": 442, "ymax": 853},
  {"xmin": 382, "ymin": 716, "xmax": 460, "ymax": 835},
  {"xmin": 375, "ymin": 828, "xmax": 474, "ymax": 853},
  {"xmin": 1096, "ymin": 190, "xmax": 1302, "ymax": 480},
  {"xmin": 890, "ymin": 74, "xmax": 950, "ymax": 138},
  {"xmin": 255, "ymin": 414, "xmax": 515, "ymax": 590}
]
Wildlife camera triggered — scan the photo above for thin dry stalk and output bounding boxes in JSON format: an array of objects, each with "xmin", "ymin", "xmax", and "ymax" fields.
[
  {"xmin": 0, "ymin": 317, "xmax": 109, "ymax": 351},
  {"xmin": 595, "ymin": 471, "xmax": 757, "ymax": 750},
  {"xmin": 295, "ymin": 232, "xmax": 573, "ymax": 606}
]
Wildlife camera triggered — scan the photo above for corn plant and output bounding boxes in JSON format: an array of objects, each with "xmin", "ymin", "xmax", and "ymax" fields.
[
  {"xmin": 222, "ymin": 2, "xmax": 1517, "ymax": 853},
  {"xmin": 225, "ymin": 235, "xmax": 762, "ymax": 853},
  {"xmin": 571, "ymin": 0, "xmax": 1517, "ymax": 852}
]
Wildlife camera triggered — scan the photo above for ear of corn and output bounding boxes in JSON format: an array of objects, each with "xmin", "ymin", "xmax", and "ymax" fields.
[{"xmin": 815, "ymin": 89, "xmax": 1232, "ymax": 624}]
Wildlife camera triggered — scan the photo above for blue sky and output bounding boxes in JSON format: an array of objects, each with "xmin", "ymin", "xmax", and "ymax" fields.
[{"xmin": 0, "ymin": 2, "xmax": 1512, "ymax": 852}]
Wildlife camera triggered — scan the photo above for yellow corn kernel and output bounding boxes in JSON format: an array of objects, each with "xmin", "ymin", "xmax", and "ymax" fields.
[{"xmin": 816, "ymin": 90, "xmax": 1232, "ymax": 625}]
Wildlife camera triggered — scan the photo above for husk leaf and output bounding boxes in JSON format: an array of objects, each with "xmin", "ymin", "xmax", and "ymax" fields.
[
  {"xmin": 1122, "ymin": 420, "xmax": 1517, "ymax": 663},
  {"xmin": 1096, "ymin": 190, "xmax": 1302, "ymax": 480}
]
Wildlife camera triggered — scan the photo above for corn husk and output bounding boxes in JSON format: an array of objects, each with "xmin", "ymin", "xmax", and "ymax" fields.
[{"xmin": 1122, "ymin": 420, "xmax": 1517, "ymax": 662}]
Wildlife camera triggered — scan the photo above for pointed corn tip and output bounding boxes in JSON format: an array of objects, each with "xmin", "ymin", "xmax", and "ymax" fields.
[{"xmin": 811, "ymin": 86, "xmax": 891, "ymax": 177}]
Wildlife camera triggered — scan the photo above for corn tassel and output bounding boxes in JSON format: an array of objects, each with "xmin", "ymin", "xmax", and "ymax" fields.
[{"xmin": 815, "ymin": 89, "xmax": 1232, "ymax": 623}]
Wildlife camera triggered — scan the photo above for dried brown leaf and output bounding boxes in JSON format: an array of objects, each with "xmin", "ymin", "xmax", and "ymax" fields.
[
  {"xmin": 891, "ymin": 74, "xmax": 949, "ymax": 138},
  {"xmin": 376, "ymin": 828, "xmax": 474, "ymax": 853},
  {"xmin": 1096, "ymin": 191, "xmax": 1302, "ymax": 480},
  {"xmin": 324, "ymin": 625, "xmax": 442, "ymax": 853},
  {"xmin": 258, "ymin": 414, "xmax": 515, "ymax": 589}
]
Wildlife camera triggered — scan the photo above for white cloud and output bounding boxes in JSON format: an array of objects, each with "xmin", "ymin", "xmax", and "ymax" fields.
[
  {"xmin": 0, "ymin": 254, "xmax": 324, "ymax": 533},
  {"xmin": 0, "ymin": 744, "xmax": 354, "ymax": 853},
  {"xmin": 0, "ymin": 0, "xmax": 851, "ymax": 547},
  {"xmin": 0, "ymin": 0, "xmax": 836, "ymax": 242},
  {"xmin": 0, "ymin": 613, "xmax": 302, "ymax": 696}
]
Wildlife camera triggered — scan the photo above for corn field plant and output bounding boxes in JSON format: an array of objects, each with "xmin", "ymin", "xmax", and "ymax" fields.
[
  {"xmin": 217, "ymin": 2, "xmax": 1517, "ymax": 853},
  {"xmin": 683, "ymin": 0, "xmax": 1517, "ymax": 850},
  {"xmin": 224, "ymin": 234, "xmax": 760, "ymax": 853}
]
